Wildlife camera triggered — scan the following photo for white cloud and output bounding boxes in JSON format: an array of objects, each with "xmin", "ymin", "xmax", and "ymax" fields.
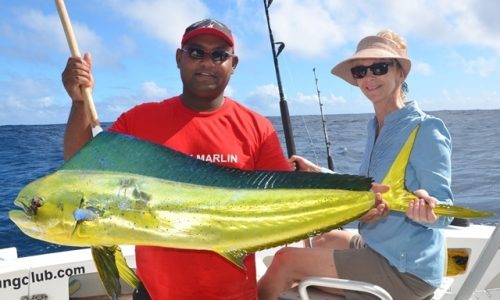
[
  {"xmin": 449, "ymin": 51, "xmax": 498, "ymax": 78},
  {"xmin": 270, "ymin": 0, "xmax": 344, "ymax": 57},
  {"xmin": 0, "ymin": 78, "xmax": 68, "ymax": 125},
  {"xmin": 463, "ymin": 57, "xmax": 497, "ymax": 78},
  {"xmin": 242, "ymin": 84, "xmax": 359, "ymax": 117},
  {"xmin": 102, "ymin": 95, "xmax": 139, "ymax": 114},
  {"xmin": 262, "ymin": 0, "xmax": 500, "ymax": 59},
  {"xmin": 295, "ymin": 92, "xmax": 346, "ymax": 107},
  {"xmin": 1, "ymin": 0, "xmax": 499, "ymax": 125},
  {"xmin": 105, "ymin": 0, "xmax": 209, "ymax": 47},
  {"xmin": 1, "ymin": 8, "xmax": 120, "ymax": 68},
  {"xmin": 17, "ymin": 9, "xmax": 67, "ymax": 51},
  {"xmin": 98, "ymin": 81, "xmax": 171, "ymax": 122},
  {"xmin": 413, "ymin": 61, "xmax": 433, "ymax": 76},
  {"xmin": 288, "ymin": 91, "xmax": 372, "ymax": 116},
  {"xmin": 224, "ymin": 85, "xmax": 235, "ymax": 98},
  {"xmin": 418, "ymin": 88, "xmax": 500, "ymax": 112},
  {"xmin": 243, "ymin": 84, "xmax": 281, "ymax": 116},
  {"xmin": 0, "ymin": 9, "xmax": 66, "ymax": 62},
  {"xmin": 140, "ymin": 81, "xmax": 168, "ymax": 100}
]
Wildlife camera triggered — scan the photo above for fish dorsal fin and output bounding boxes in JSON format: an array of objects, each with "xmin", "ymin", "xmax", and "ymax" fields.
[{"xmin": 381, "ymin": 126, "xmax": 419, "ymax": 210}]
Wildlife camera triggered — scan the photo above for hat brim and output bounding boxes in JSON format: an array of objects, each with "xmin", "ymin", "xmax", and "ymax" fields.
[
  {"xmin": 331, "ymin": 47, "xmax": 411, "ymax": 86},
  {"xmin": 181, "ymin": 28, "xmax": 234, "ymax": 47}
]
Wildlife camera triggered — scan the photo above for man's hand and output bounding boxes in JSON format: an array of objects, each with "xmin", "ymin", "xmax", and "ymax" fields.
[
  {"xmin": 359, "ymin": 183, "xmax": 390, "ymax": 224},
  {"xmin": 288, "ymin": 155, "xmax": 321, "ymax": 172},
  {"xmin": 62, "ymin": 52, "xmax": 94, "ymax": 102}
]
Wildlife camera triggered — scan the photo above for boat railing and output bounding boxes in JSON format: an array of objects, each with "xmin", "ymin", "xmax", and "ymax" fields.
[
  {"xmin": 455, "ymin": 222, "xmax": 500, "ymax": 300},
  {"xmin": 297, "ymin": 276, "xmax": 392, "ymax": 300}
]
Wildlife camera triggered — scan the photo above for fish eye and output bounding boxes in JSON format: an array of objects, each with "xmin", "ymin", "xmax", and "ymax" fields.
[{"xmin": 22, "ymin": 196, "xmax": 44, "ymax": 216}]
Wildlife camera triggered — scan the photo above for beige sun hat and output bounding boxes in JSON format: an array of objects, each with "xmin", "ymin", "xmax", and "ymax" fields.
[{"xmin": 331, "ymin": 35, "xmax": 411, "ymax": 86}]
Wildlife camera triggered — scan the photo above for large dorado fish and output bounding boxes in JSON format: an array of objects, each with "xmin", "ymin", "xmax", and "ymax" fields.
[{"xmin": 9, "ymin": 127, "xmax": 493, "ymax": 299}]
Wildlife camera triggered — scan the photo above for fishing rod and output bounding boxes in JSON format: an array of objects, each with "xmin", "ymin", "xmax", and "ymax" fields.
[
  {"xmin": 264, "ymin": 0, "xmax": 314, "ymax": 249},
  {"xmin": 313, "ymin": 68, "xmax": 335, "ymax": 171},
  {"xmin": 263, "ymin": 0, "xmax": 296, "ymax": 158}
]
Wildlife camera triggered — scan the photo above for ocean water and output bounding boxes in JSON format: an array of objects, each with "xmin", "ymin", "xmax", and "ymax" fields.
[{"xmin": 0, "ymin": 109, "xmax": 499, "ymax": 257}]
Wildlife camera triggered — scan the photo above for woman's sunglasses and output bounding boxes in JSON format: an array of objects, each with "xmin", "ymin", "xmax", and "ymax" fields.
[
  {"xmin": 350, "ymin": 62, "xmax": 393, "ymax": 79},
  {"xmin": 181, "ymin": 47, "xmax": 234, "ymax": 62}
]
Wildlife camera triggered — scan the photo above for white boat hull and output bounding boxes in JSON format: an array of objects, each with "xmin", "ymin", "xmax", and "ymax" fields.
[{"xmin": 1, "ymin": 224, "xmax": 499, "ymax": 300}]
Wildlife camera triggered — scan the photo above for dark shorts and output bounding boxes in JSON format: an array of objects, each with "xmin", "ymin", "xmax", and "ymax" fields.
[
  {"xmin": 132, "ymin": 282, "xmax": 151, "ymax": 300},
  {"xmin": 334, "ymin": 235, "xmax": 435, "ymax": 300}
]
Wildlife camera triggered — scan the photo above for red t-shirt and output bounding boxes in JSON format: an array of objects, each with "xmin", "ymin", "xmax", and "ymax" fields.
[{"xmin": 109, "ymin": 96, "xmax": 290, "ymax": 299}]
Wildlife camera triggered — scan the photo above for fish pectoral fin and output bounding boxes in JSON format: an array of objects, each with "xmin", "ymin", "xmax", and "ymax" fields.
[
  {"xmin": 91, "ymin": 246, "xmax": 121, "ymax": 300},
  {"xmin": 218, "ymin": 249, "xmax": 248, "ymax": 269},
  {"xmin": 114, "ymin": 246, "xmax": 140, "ymax": 289}
]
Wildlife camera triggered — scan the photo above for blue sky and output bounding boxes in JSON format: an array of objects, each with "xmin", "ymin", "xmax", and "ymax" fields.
[{"xmin": 1, "ymin": 0, "xmax": 499, "ymax": 125}]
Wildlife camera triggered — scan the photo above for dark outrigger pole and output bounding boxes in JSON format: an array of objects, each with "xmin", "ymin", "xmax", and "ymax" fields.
[
  {"xmin": 264, "ymin": 0, "xmax": 314, "ymax": 248},
  {"xmin": 313, "ymin": 68, "xmax": 335, "ymax": 171},
  {"xmin": 263, "ymin": 0, "xmax": 296, "ymax": 158}
]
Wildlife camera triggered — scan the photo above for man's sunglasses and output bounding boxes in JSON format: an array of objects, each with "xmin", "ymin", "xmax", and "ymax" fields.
[
  {"xmin": 181, "ymin": 47, "xmax": 234, "ymax": 62},
  {"xmin": 350, "ymin": 62, "xmax": 393, "ymax": 79}
]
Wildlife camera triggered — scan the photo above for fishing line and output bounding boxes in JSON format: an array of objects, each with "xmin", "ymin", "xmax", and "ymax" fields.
[
  {"xmin": 278, "ymin": 51, "xmax": 322, "ymax": 166},
  {"xmin": 298, "ymin": 115, "xmax": 321, "ymax": 166}
]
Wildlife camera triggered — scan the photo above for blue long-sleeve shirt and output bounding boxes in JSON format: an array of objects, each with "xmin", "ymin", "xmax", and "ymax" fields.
[{"xmin": 358, "ymin": 101, "xmax": 453, "ymax": 287}]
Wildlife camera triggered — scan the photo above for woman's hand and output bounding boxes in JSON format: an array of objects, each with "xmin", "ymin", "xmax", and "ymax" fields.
[{"xmin": 406, "ymin": 189, "xmax": 438, "ymax": 223}]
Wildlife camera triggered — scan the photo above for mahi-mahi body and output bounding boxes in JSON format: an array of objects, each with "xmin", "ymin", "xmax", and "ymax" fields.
[{"xmin": 9, "ymin": 127, "xmax": 493, "ymax": 299}]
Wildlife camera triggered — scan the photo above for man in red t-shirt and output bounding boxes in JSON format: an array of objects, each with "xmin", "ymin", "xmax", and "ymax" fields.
[{"xmin": 62, "ymin": 18, "xmax": 290, "ymax": 299}]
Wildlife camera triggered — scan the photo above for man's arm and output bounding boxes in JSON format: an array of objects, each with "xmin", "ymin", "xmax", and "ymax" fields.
[
  {"xmin": 64, "ymin": 102, "xmax": 92, "ymax": 160},
  {"xmin": 62, "ymin": 53, "xmax": 94, "ymax": 160}
]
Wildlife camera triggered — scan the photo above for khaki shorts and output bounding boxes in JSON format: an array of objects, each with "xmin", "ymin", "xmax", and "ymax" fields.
[{"xmin": 334, "ymin": 235, "xmax": 435, "ymax": 300}]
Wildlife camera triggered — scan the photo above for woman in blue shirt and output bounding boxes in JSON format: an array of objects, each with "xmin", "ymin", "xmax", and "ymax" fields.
[{"xmin": 258, "ymin": 30, "xmax": 453, "ymax": 300}]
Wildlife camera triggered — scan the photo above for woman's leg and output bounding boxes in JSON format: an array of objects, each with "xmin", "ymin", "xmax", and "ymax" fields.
[{"xmin": 258, "ymin": 230, "xmax": 356, "ymax": 300}]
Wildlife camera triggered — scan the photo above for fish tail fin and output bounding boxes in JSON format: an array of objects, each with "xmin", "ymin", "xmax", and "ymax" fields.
[
  {"xmin": 380, "ymin": 127, "xmax": 495, "ymax": 219},
  {"xmin": 380, "ymin": 126, "xmax": 419, "ymax": 212},
  {"xmin": 434, "ymin": 205, "xmax": 494, "ymax": 218},
  {"xmin": 91, "ymin": 246, "xmax": 140, "ymax": 300}
]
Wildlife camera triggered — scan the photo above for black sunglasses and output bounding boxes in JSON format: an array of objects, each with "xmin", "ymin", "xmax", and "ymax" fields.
[
  {"xmin": 181, "ymin": 47, "xmax": 234, "ymax": 62},
  {"xmin": 350, "ymin": 62, "xmax": 394, "ymax": 79}
]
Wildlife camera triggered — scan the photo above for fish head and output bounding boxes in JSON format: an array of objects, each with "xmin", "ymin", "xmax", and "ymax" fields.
[{"xmin": 9, "ymin": 174, "xmax": 85, "ymax": 245}]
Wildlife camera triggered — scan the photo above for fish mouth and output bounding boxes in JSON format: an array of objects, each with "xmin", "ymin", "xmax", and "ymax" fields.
[
  {"xmin": 9, "ymin": 209, "xmax": 44, "ymax": 237},
  {"xmin": 10, "ymin": 194, "xmax": 47, "ymax": 237},
  {"xmin": 9, "ymin": 209, "xmax": 29, "ymax": 224}
]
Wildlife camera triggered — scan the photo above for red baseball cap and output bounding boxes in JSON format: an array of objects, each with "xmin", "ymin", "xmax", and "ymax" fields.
[{"xmin": 181, "ymin": 19, "xmax": 234, "ymax": 47}]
